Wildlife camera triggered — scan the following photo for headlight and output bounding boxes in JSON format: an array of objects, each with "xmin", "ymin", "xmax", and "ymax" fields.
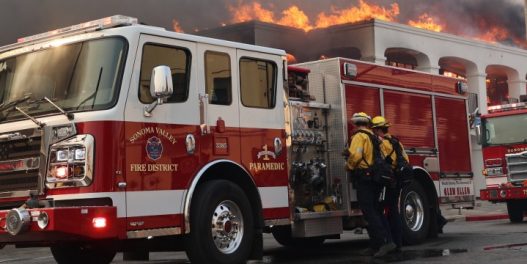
[
  {"xmin": 46, "ymin": 134, "xmax": 94, "ymax": 188},
  {"xmin": 485, "ymin": 167, "xmax": 503, "ymax": 176}
]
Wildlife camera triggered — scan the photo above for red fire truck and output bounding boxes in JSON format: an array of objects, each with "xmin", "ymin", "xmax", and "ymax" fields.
[
  {"xmin": 479, "ymin": 102, "xmax": 527, "ymax": 222},
  {"xmin": 0, "ymin": 16, "xmax": 473, "ymax": 263}
]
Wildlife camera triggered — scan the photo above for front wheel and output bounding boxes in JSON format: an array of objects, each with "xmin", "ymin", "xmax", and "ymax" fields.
[
  {"xmin": 186, "ymin": 180, "xmax": 255, "ymax": 264},
  {"xmin": 400, "ymin": 181, "xmax": 430, "ymax": 245},
  {"xmin": 50, "ymin": 242, "xmax": 116, "ymax": 264},
  {"xmin": 506, "ymin": 200, "xmax": 525, "ymax": 223}
]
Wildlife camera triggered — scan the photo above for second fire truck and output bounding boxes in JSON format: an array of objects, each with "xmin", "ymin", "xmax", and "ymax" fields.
[
  {"xmin": 0, "ymin": 16, "xmax": 474, "ymax": 263},
  {"xmin": 479, "ymin": 102, "xmax": 527, "ymax": 222}
]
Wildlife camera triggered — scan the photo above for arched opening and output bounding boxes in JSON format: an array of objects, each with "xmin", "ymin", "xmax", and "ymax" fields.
[
  {"xmin": 486, "ymin": 65, "xmax": 518, "ymax": 106},
  {"xmin": 384, "ymin": 48, "xmax": 428, "ymax": 70}
]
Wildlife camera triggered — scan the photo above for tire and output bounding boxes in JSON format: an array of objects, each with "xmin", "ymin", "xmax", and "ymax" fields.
[
  {"xmin": 50, "ymin": 242, "xmax": 116, "ymax": 264},
  {"xmin": 186, "ymin": 180, "xmax": 254, "ymax": 264},
  {"xmin": 271, "ymin": 225, "xmax": 325, "ymax": 248},
  {"xmin": 506, "ymin": 200, "xmax": 525, "ymax": 223},
  {"xmin": 400, "ymin": 181, "xmax": 430, "ymax": 245}
]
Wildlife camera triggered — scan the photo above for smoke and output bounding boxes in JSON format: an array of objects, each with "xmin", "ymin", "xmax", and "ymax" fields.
[{"xmin": 0, "ymin": 0, "xmax": 525, "ymax": 47}]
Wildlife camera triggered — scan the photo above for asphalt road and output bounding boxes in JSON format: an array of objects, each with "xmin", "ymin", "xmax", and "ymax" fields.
[{"xmin": 1, "ymin": 219, "xmax": 526, "ymax": 263}]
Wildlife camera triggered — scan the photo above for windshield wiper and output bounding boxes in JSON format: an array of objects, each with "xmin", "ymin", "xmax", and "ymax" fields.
[
  {"xmin": 76, "ymin": 67, "xmax": 103, "ymax": 110},
  {"xmin": 43, "ymin": 97, "xmax": 74, "ymax": 120},
  {"xmin": 14, "ymin": 106, "xmax": 45, "ymax": 128},
  {"xmin": 0, "ymin": 94, "xmax": 32, "ymax": 121}
]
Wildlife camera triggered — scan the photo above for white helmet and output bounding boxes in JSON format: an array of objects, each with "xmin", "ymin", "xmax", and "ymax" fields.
[{"xmin": 351, "ymin": 112, "xmax": 371, "ymax": 124}]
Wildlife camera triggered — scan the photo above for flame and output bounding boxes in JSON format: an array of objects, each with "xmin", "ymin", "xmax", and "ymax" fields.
[
  {"xmin": 475, "ymin": 26, "xmax": 509, "ymax": 44},
  {"xmin": 315, "ymin": 0, "xmax": 400, "ymax": 28},
  {"xmin": 278, "ymin": 6, "xmax": 313, "ymax": 31},
  {"xmin": 228, "ymin": 0, "xmax": 398, "ymax": 32},
  {"xmin": 223, "ymin": 1, "xmax": 525, "ymax": 48},
  {"xmin": 408, "ymin": 13, "xmax": 444, "ymax": 32},
  {"xmin": 172, "ymin": 19, "xmax": 184, "ymax": 33},
  {"xmin": 286, "ymin": 53, "xmax": 297, "ymax": 63},
  {"xmin": 229, "ymin": 2, "xmax": 274, "ymax": 23}
]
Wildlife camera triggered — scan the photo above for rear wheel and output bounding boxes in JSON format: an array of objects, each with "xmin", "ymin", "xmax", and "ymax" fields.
[
  {"xmin": 506, "ymin": 200, "xmax": 525, "ymax": 223},
  {"xmin": 271, "ymin": 225, "xmax": 325, "ymax": 247},
  {"xmin": 186, "ymin": 180, "xmax": 255, "ymax": 264},
  {"xmin": 400, "ymin": 181, "xmax": 430, "ymax": 245},
  {"xmin": 50, "ymin": 242, "xmax": 116, "ymax": 264}
]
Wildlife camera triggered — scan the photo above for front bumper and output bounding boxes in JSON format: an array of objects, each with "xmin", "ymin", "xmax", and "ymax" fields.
[
  {"xmin": 480, "ymin": 187, "xmax": 527, "ymax": 202},
  {"xmin": 0, "ymin": 206, "xmax": 118, "ymax": 244}
]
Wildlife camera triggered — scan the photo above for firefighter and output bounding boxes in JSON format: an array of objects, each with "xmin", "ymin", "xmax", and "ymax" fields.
[
  {"xmin": 347, "ymin": 112, "xmax": 396, "ymax": 257},
  {"xmin": 371, "ymin": 116, "xmax": 409, "ymax": 252}
]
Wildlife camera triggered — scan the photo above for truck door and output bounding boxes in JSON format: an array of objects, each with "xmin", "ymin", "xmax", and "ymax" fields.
[
  {"xmin": 236, "ymin": 50, "xmax": 289, "ymax": 220},
  {"xmin": 196, "ymin": 44, "xmax": 240, "ymax": 162},
  {"xmin": 123, "ymin": 34, "xmax": 200, "ymax": 234}
]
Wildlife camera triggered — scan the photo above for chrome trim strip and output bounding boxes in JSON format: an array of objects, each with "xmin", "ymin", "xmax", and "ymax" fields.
[
  {"xmin": 0, "ymin": 157, "xmax": 40, "ymax": 172},
  {"xmin": 342, "ymin": 80, "xmax": 467, "ymax": 100},
  {"xmin": 127, "ymin": 227, "xmax": 181, "ymax": 239},
  {"xmin": 264, "ymin": 218, "xmax": 290, "ymax": 226}
]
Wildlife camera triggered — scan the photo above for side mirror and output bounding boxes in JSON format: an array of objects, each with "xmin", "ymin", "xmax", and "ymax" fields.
[
  {"xmin": 144, "ymin": 66, "xmax": 173, "ymax": 117},
  {"xmin": 475, "ymin": 125, "xmax": 482, "ymax": 145}
]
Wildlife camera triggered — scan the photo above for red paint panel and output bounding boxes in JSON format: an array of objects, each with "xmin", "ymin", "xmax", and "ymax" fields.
[
  {"xmin": 344, "ymin": 84, "xmax": 381, "ymax": 137},
  {"xmin": 383, "ymin": 91, "xmax": 434, "ymax": 148},
  {"xmin": 340, "ymin": 59, "xmax": 433, "ymax": 92},
  {"xmin": 0, "ymin": 206, "xmax": 118, "ymax": 243},
  {"xmin": 263, "ymin": 207, "xmax": 290, "ymax": 220},
  {"xmin": 435, "ymin": 97, "xmax": 471, "ymax": 173},
  {"xmin": 126, "ymin": 214, "xmax": 183, "ymax": 230},
  {"xmin": 240, "ymin": 128, "xmax": 288, "ymax": 187},
  {"xmin": 125, "ymin": 122, "xmax": 201, "ymax": 191}
]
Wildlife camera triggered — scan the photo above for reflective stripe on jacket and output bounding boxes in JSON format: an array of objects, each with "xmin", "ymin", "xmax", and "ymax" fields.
[{"xmin": 346, "ymin": 128, "xmax": 374, "ymax": 170}]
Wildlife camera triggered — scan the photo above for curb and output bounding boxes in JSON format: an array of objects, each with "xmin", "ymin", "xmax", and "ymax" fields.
[
  {"xmin": 445, "ymin": 214, "xmax": 509, "ymax": 222},
  {"xmin": 465, "ymin": 214, "xmax": 509, "ymax": 222}
]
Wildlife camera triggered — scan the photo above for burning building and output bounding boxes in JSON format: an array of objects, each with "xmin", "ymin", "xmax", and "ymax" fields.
[{"xmin": 196, "ymin": 0, "xmax": 527, "ymax": 196}]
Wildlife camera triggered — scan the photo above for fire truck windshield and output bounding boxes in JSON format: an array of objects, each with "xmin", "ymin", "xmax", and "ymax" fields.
[
  {"xmin": 0, "ymin": 37, "xmax": 127, "ymax": 122},
  {"xmin": 483, "ymin": 114, "xmax": 527, "ymax": 146}
]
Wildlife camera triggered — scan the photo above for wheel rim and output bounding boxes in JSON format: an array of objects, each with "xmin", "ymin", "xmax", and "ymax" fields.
[
  {"xmin": 403, "ymin": 191, "xmax": 424, "ymax": 231},
  {"xmin": 211, "ymin": 200, "xmax": 244, "ymax": 254}
]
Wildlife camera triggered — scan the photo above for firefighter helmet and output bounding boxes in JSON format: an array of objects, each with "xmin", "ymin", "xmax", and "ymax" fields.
[
  {"xmin": 351, "ymin": 112, "xmax": 371, "ymax": 124},
  {"xmin": 371, "ymin": 116, "xmax": 391, "ymax": 128}
]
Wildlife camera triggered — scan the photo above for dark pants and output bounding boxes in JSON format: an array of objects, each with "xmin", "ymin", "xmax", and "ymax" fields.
[
  {"xmin": 384, "ymin": 186, "xmax": 402, "ymax": 248},
  {"xmin": 356, "ymin": 180, "xmax": 391, "ymax": 249}
]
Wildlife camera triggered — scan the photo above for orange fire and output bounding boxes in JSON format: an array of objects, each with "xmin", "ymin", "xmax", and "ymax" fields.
[
  {"xmin": 315, "ymin": 0, "xmax": 399, "ymax": 28},
  {"xmin": 172, "ymin": 19, "xmax": 184, "ymax": 33},
  {"xmin": 278, "ymin": 6, "xmax": 313, "ymax": 31},
  {"xmin": 223, "ymin": 1, "xmax": 523, "ymax": 48},
  {"xmin": 408, "ymin": 13, "xmax": 444, "ymax": 32},
  {"xmin": 228, "ymin": 0, "xmax": 398, "ymax": 32},
  {"xmin": 286, "ymin": 53, "xmax": 297, "ymax": 63},
  {"xmin": 475, "ymin": 26, "xmax": 509, "ymax": 44},
  {"xmin": 229, "ymin": 2, "xmax": 274, "ymax": 24}
]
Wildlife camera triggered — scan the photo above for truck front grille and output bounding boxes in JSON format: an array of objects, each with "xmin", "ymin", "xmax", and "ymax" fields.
[
  {"xmin": 0, "ymin": 130, "xmax": 41, "ymax": 193},
  {"xmin": 506, "ymin": 152, "xmax": 527, "ymax": 183}
]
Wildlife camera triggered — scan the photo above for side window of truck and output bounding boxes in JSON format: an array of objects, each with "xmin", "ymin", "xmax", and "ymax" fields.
[
  {"xmin": 139, "ymin": 44, "xmax": 191, "ymax": 103},
  {"xmin": 205, "ymin": 51, "xmax": 231, "ymax": 105},
  {"xmin": 239, "ymin": 58, "xmax": 277, "ymax": 109}
]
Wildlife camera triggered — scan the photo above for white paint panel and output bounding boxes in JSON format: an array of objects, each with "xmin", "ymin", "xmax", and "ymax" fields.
[
  {"xmin": 259, "ymin": 186, "xmax": 289, "ymax": 208},
  {"xmin": 126, "ymin": 190, "xmax": 186, "ymax": 217},
  {"xmin": 47, "ymin": 192, "xmax": 126, "ymax": 217},
  {"xmin": 48, "ymin": 190, "xmax": 186, "ymax": 218},
  {"xmin": 485, "ymin": 176, "xmax": 508, "ymax": 188}
]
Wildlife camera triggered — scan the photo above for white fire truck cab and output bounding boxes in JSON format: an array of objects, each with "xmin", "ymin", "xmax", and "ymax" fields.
[{"xmin": 0, "ymin": 16, "xmax": 474, "ymax": 264}]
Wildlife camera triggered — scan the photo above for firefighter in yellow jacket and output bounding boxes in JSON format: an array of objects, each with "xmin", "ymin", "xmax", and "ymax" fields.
[
  {"xmin": 372, "ymin": 116, "xmax": 409, "ymax": 253},
  {"xmin": 347, "ymin": 112, "xmax": 395, "ymax": 257}
]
